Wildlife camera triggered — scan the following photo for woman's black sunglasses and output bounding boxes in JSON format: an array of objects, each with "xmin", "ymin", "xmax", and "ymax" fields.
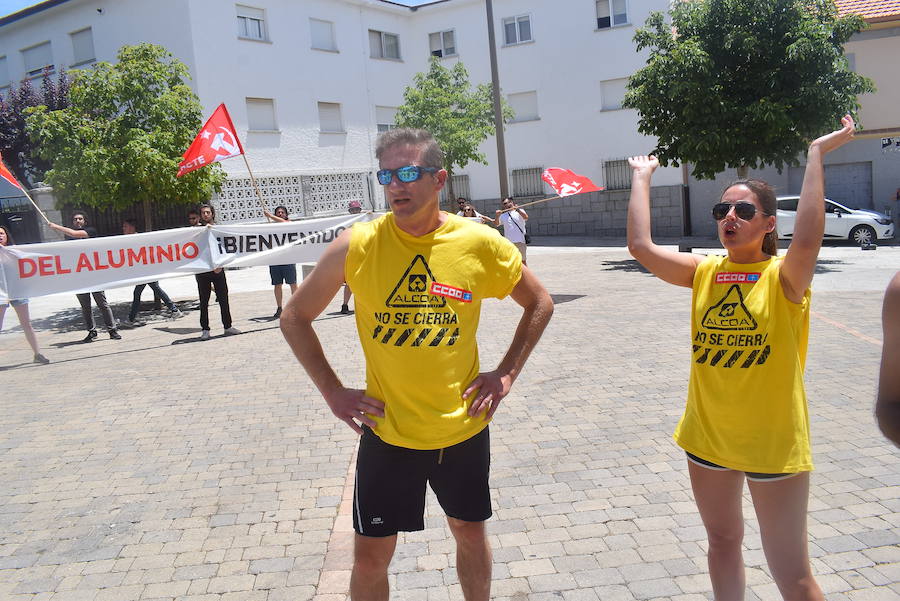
[{"xmin": 712, "ymin": 201, "xmax": 768, "ymax": 221}]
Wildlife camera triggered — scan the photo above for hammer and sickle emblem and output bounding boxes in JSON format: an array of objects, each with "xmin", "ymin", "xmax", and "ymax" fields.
[{"xmin": 210, "ymin": 126, "xmax": 240, "ymax": 157}]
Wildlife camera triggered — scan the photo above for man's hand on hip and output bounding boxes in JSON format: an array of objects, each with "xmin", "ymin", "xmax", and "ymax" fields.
[
  {"xmin": 464, "ymin": 370, "xmax": 513, "ymax": 421},
  {"xmin": 325, "ymin": 387, "xmax": 385, "ymax": 435}
]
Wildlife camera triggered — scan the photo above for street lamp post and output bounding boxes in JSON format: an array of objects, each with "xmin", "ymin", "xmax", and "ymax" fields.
[{"xmin": 485, "ymin": 0, "xmax": 509, "ymax": 200}]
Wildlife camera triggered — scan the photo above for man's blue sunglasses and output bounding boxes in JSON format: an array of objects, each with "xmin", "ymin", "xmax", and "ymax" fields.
[{"xmin": 376, "ymin": 165, "xmax": 438, "ymax": 185}]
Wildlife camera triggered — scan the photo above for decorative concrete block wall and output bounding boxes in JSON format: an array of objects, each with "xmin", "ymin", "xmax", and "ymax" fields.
[{"xmin": 473, "ymin": 185, "xmax": 686, "ymax": 238}]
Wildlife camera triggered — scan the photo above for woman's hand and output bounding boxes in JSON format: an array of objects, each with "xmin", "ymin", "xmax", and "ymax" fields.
[
  {"xmin": 628, "ymin": 155, "xmax": 659, "ymax": 179},
  {"xmin": 810, "ymin": 114, "xmax": 855, "ymax": 155}
]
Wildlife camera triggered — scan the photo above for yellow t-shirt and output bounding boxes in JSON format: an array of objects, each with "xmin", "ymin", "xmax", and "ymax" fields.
[
  {"xmin": 345, "ymin": 212, "xmax": 523, "ymax": 450},
  {"xmin": 674, "ymin": 255, "xmax": 813, "ymax": 473}
]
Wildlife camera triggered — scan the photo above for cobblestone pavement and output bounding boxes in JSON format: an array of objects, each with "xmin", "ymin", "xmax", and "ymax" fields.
[{"xmin": 1, "ymin": 245, "xmax": 898, "ymax": 601}]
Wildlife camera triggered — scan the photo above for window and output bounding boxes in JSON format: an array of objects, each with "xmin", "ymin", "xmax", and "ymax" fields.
[
  {"xmin": 0, "ymin": 56, "xmax": 8, "ymax": 89},
  {"xmin": 507, "ymin": 91, "xmax": 539, "ymax": 122},
  {"xmin": 246, "ymin": 97, "xmax": 277, "ymax": 131},
  {"xmin": 375, "ymin": 106, "xmax": 398, "ymax": 133},
  {"xmin": 237, "ymin": 5, "xmax": 267, "ymax": 41},
  {"xmin": 318, "ymin": 102, "xmax": 343, "ymax": 133},
  {"xmin": 369, "ymin": 30, "xmax": 400, "ymax": 60},
  {"xmin": 503, "ymin": 15, "xmax": 532, "ymax": 45},
  {"xmin": 429, "ymin": 30, "xmax": 456, "ymax": 58},
  {"xmin": 70, "ymin": 28, "xmax": 95, "ymax": 65},
  {"xmin": 310, "ymin": 18, "xmax": 336, "ymax": 51},
  {"xmin": 22, "ymin": 41, "xmax": 53, "ymax": 77},
  {"xmin": 603, "ymin": 159, "xmax": 631, "ymax": 190},
  {"xmin": 511, "ymin": 167, "xmax": 544, "ymax": 198},
  {"xmin": 596, "ymin": 0, "xmax": 628, "ymax": 29},
  {"xmin": 439, "ymin": 174, "xmax": 470, "ymax": 204},
  {"xmin": 600, "ymin": 78, "xmax": 628, "ymax": 111}
]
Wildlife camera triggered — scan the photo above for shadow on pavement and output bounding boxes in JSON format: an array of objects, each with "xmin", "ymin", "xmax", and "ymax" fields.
[
  {"xmin": 550, "ymin": 294, "xmax": 586, "ymax": 305},
  {"xmin": 815, "ymin": 259, "xmax": 847, "ymax": 274},
  {"xmin": 600, "ymin": 259, "xmax": 651, "ymax": 274}
]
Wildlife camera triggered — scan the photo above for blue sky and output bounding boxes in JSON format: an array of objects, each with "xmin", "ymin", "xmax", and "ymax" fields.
[
  {"xmin": 0, "ymin": 0, "xmax": 38, "ymax": 19},
  {"xmin": 0, "ymin": 0, "xmax": 436, "ymax": 19}
]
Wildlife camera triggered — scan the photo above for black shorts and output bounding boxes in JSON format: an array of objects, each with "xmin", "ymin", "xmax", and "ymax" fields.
[
  {"xmin": 353, "ymin": 426, "xmax": 492, "ymax": 537},
  {"xmin": 686, "ymin": 452, "xmax": 798, "ymax": 482},
  {"xmin": 269, "ymin": 264, "xmax": 297, "ymax": 285}
]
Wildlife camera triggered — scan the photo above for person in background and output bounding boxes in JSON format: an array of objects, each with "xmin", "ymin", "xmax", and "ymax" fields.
[
  {"xmin": 122, "ymin": 218, "xmax": 183, "ymax": 324},
  {"xmin": 462, "ymin": 204, "xmax": 493, "ymax": 225},
  {"xmin": 262, "ymin": 205, "xmax": 298, "ymax": 319},
  {"xmin": 48, "ymin": 212, "xmax": 122, "ymax": 342},
  {"xmin": 195, "ymin": 204, "xmax": 240, "ymax": 339},
  {"xmin": 0, "ymin": 225, "xmax": 49, "ymax": 364},
  {"xmin": 341, "ymin": 201, "xmax": 363, "ymax": 314},
  {"xmin": 494, "ymin": 197, "xmax": 529, "ymax": 265}
]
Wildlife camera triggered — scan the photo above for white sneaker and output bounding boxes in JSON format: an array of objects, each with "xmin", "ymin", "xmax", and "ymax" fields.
[
  {"xmin": 224, "ymin": 327, "xmax": 241, "ymax": 335},
  {"xmin": 170, "ymin": 309, "xmax": 185, "ymax": 319},
  {"xmin": 200, "ymin": 330, "xmax": 211, "ymax": 340}
]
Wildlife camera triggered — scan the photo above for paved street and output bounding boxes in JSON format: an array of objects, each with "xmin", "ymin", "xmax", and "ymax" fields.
[{"xmin": 1, "ymin": 243, "xmax": 898, "ymax": 601}]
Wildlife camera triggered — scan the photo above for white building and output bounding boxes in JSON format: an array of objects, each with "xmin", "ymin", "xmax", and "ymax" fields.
[{"xmin": 0, "ymin": 0, "xmax": 680, "ymax": 227}]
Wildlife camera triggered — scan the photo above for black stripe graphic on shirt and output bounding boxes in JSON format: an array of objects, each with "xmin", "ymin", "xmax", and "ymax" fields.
[
  {"xmin": 429, "ymin": 328, "xmax": 448, "ymax": 346},
  {"xmin": 447, "ymin": 328, "xmax": 460, "ymax": 346},
  {"xmin": 394, "ymin": 328, "xmax": 414, "ymax": 346},
  {"xmin": 740, "ymin": 349, "xmax": 760, "ymax": 368},
  {"xmin": 696, "ymin": 347, "xmax": 711, "ymax": 364},
  {"xmin": 709, "ymin": 349, "xmax": 728, "ymax": 366},
  {"xmin": 411, "ymin": 329, "xmax": 432, "ymax": 347},
  {"xmin": 756, "ymin": 345, "xmax": 771, "ymax": 365},
  {"xmin": 723, "ymin": 350, "xmax": 743, "ymax": 368},
  {"xmin": 372, "ymin": 325, "xmax": 383, "ymax": 339},
  {"xmin": 380, "ymin": 328, "xmax": 396, "ymax": 344}
]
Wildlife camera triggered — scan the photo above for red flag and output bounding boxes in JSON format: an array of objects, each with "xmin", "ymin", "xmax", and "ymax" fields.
[
  {"xmin": 177, "ymin": 103, "xmax": 244, "ymax": 177},
  {"xmin": 0, "ymin": 152, "xmax": 24, "ymax": 191},
  {"xmin": 541, "ymin": 167, "xmax": 603, "ymax": 197}
]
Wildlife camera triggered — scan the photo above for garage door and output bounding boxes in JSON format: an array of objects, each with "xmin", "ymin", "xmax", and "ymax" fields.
[{"xmin": 788, "ymin": 161, "xmax": 873, "ymax": 209}]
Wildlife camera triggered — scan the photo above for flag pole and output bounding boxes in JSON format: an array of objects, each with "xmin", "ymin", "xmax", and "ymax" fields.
[
  {"xmin": 241, "ymin": 154, "xmax": 270, "ymax": 221},
  {"xmin": 496, "ymin": 188, "xmax": 607, "ymax": 214},
  {"xmin": 21, "ymin": 187, "xmax": 51, "ymax": 225}
]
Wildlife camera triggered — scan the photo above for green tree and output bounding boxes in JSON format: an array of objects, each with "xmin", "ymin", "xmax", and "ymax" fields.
[
  {"xmin": 27, "ymin": 43, "xmax": 224, "ymax": 228},
  {"xmin": 0, "ymin": 69, "xmax": 70, "ymax": 187},
  {"xmin": 395, "ymin": 57, "xmax": 513, "ymax": 204},
  {"xmin": 623, "ymin": 0, "xmax": 874, "ymax": 179}
]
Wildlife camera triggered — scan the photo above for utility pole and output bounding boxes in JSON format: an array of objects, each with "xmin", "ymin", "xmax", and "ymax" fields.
[{"xmin": 485, "ymin": 0, "xmax": 509, "ymax": 199}]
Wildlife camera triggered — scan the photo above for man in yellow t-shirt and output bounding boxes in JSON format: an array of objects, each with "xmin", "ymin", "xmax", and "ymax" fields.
[{"xmin": 281, "ymin": 128, "xmax": 554, "ymax": 601}]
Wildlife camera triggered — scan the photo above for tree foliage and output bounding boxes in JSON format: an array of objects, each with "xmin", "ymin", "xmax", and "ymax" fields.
[
  {"xmin": 623, "ymin": 0, "xmax": 875, "ymax": 179},
  {"xmin": 27, "ymin": 43, "xmax": 224, "ymax": 228},
  {"xmin": 0, "ymin": 69, "xmax": 70, "ymax": 187},
  {"xmin": 395, "ymin": 57, "xmax": 512, "ymax": 201}
]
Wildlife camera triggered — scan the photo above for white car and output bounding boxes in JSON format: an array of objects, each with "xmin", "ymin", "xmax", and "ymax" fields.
[{"xmin": 776, "ymin": 196, "xmax": 894, "ymax": 245}]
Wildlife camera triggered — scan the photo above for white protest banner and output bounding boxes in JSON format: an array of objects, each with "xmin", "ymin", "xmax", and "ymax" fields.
[{"xmin": 0, "ymin": 212, "xmax": 375, "ymax": 302}]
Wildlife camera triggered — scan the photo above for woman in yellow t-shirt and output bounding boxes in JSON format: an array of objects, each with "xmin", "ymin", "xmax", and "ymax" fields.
[{"xmin": 625, "ymin": 116, "xmax": 855, "ymax": 601}]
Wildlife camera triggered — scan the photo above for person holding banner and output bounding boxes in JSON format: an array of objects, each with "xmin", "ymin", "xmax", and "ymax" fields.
[
  {"xmin": 195, "ymin": 204, "xmax": 240, "ymax": 340},
  {"xmin": 121, "ymin": 219, "xmax": 184, "ymax": 324},
  {"xmin": 341, "ymin": 201, "xmax": 363, "ymax": 314},
  {"xmin": 494, "ymin": 197, "xmax": 529, "ymax": 265},
  {"xmin": 48, "ymin": 212, "xmax": 122, "ymax": 342},
  {"xmin": 626, "ymin": 116, "xmax": 855, "ymax": 601},
  {"xmin": 0, "ymin": 225, "xmax": 50, "ymax": 364},
  {"xmin": 261, "ymin": 205, "xmax": 298, "ymax": 319},
  {"xmin": 280, "ymin": 128, "xmax": 554, "ymax": 601}
]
